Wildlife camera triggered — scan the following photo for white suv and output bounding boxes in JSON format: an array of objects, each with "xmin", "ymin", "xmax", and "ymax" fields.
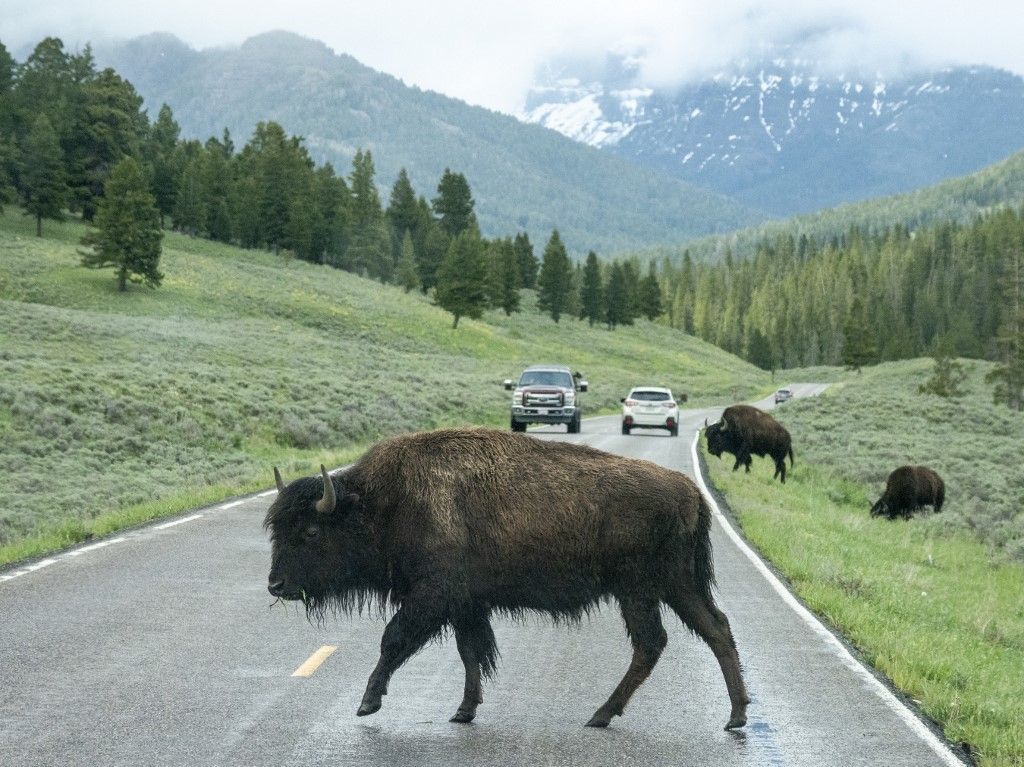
[{"xmin": 621, "ymin": 387, "xmax": 680, "ymax": 437}]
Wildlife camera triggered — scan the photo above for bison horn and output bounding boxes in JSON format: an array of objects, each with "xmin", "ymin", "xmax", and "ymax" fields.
[
  {"xmin": 703, "ymin": 418, "xmax": 708, "ymax": 428},
  {"xmin": 273, "ymin": 466, "xmax": 285, "ymax": 493},
  {"xmin": 720, "ymin": 416, "xmax": 729, "ymax": 432},
  {"xmin": 316, "ymin": 464, "xmax": 336, "ymax": 514}
]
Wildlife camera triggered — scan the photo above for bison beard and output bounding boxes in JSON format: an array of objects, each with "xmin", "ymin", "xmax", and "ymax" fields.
[{"xmin": 264, "ymin": 428, "xmax": 749, "ymax": 730}]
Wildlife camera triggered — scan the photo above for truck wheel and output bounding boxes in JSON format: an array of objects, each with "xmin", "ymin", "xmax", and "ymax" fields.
[
  {"xmin": 511, "ymin": 419, "xmax": 526, "ymax": 433},
  {"xmin": 567, "ymin": 415, "xmax": 580, "ymax": 434}
]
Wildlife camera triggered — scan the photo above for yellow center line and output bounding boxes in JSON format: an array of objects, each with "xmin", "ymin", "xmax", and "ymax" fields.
[{"xmin": 291, "ymin": 645, "xmax": 338, "ymax": 678}]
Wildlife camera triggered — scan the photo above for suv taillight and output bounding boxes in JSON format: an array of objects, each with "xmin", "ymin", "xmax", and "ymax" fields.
[
  {"xmin": 662, "ymin": 401, "xmax": 676, "ymax": 408},
  {"xmin": 625, "ymin": 399, "xmax": 638, "ymax": 407}
]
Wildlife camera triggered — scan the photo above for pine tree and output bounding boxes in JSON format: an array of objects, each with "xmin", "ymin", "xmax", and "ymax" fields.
[
  {"xmin": 348, "ymin": 149, "xmax": 391, "ymax": 279},
  {"xmin": 842, "ymin": 297, "xmax": 877, "ymax": 372},
  {"xmin": 986, "ymin": 249, "xmax": 1024, "ymax": 410},
  {"xmin": 396, "ymin": 230, "xmax": 420, "ymax": 293},
  {"xmin": 639, "ymin": 261, "xmax": 663, "ymax": 321},
  {"xmin": 80, "ymin": 156, "xmax": 163, "ymax": 291},
  {"xmin": 435, "ymin": 225, "xmax": 488, "ymax": 328},
  {"xmin": 514, "ymin": 232, "xmax": 539, "ymax": 288},
  {"xmin": 19, "ymin": 114, "xmax": 67, "ymax": 236},
  {"xmin": 68, "ymin": 66, "xmax": 148, "ymax": 220},
  {"xmin": 173, "ymin": 155, "xmax": 205, "ymax": 236},
  {"xmin": 432, "ymin": 168, "xmax": 475, "ymax": 237},
  {"xmin": 580, "ymin": 251, "xmax": 603, "ymax": 326},
  {"xmin": 746, "ymin": 328, "xmax": 775, "ymax": 372},
  {"xmin": 496, "ymin": 238, "xmax": 521, "ymax": 315},
  {"xmin": 620, "ymin": 260, "xmax": 640, "ymax": 326},
  {"xmin": 605, "ymin": 262, "xmax": 628, "ymax": 330},
  {"xmin": 146, "ymin": 104, "xmax": 181, "ymax": 228},
  {"xmin": 537, "ymin": 229, "xmax": 572, "ymax": 322},
  {"xmin": 919, "ymin": 347, "xmax": 967, "ymax": 398}
]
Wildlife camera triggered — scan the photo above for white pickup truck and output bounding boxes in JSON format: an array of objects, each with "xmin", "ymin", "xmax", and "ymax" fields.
[{"xmin": 504, "ymin": 365, "xmax": 588, "ymax": 433}]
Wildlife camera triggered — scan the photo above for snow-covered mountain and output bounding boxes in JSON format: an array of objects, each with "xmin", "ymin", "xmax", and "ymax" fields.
[{"xmin": 522, "ymin": 51, "xmax": 1024, "ymax": 215}]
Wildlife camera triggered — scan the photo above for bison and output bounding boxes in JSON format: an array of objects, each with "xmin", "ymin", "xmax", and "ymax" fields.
[
  {"xmin": 264, "ymin": 427, "xmax": 749, "ymax": 730},
  {"xmin": 704, "ymin": 404, "xmax": 794, "ymax": 483},
  {"xmin": 870, "ymin": 465, "xmax": 945, "ymax": 520}
]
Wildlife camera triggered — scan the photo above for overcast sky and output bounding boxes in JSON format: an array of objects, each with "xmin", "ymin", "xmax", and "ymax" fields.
[{"xmin": 3, "ymin": 1, "xmax": 1024, "ymax": 113}]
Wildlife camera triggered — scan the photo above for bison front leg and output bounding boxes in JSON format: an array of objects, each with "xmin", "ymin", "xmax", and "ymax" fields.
[
  {"xmin": 450, "ymin": 610, "xmax": 497, "ymax": 724},
  {"xmin": 357, "ymin": 596, "xmax": 445, "ymax": 717},
  {"xmin": 586, "ymin": 599, "xmax": 667, "ymax": 728}
]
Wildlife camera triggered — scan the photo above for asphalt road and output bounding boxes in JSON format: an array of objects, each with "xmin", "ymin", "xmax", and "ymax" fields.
[{"xmin": 0, "ymin": 384, "xmax": 966, "ymax": 766}]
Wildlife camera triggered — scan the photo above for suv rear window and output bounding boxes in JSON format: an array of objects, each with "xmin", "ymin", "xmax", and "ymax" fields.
[
  {"xmin": 520, "ymin": 371, "xmax": 574, "ymax": 388},
  {"xmin": 631, "ymin": 390, "xmax": 670, "ymax": 401}
]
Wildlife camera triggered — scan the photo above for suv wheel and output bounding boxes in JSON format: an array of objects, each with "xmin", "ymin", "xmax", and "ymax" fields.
[
  {"xmin": 669, "ymin": 425, "xmax": 679, "ymax": 437},
  {"xmin": 511, "ymin": 419, "xmax": 526, "ymax": 433},
  {"xmin": 621, "ymin": 423, "xmax": 631, "ymax": 435}
]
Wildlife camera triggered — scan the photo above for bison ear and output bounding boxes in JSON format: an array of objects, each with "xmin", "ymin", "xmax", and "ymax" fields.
[{"xmin": 339, "ymin": 492, "xmax": 362, "ymax": 514}]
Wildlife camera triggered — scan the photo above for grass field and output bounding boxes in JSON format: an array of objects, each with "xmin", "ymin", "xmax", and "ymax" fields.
[
  {"xmin": 705, "ymin": 362, "xmax": 1024, "ymax": 766},
  {"xmin": 0, "ymin": 210, "xmax": 771, "ymax": 564}
]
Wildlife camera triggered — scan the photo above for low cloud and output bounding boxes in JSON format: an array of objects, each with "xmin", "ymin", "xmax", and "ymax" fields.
[{"xmin": 1, "ymin": 1, "xmax": 1022, "ymax": 112}]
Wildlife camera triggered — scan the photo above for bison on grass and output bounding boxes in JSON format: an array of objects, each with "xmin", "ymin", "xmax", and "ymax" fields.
[
  {"xmin": 870, "ymin": 465, "xmax": 945, "ymax": 520},
  {"xmin": 265, "ymin": 427, "xmax": 749, "ymax": 730},
  {"xmin": 705, "ymin": 404, "xmax": 794, "ymax": 483}
]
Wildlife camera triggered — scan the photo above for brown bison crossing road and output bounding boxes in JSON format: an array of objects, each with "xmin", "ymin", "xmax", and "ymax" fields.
[{"xmin": 0, "ymin": 384, "xmax": 964, "ymax": 766}]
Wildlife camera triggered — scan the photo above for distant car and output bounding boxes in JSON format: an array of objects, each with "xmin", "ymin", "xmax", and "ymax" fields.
[
  {"xmin": 774, "ymin": 388, "xmax": 793, "ymax": 404},
  {"xmin": 505, "ymin": 365, "xmax": 588, "ymax": 433},
  {"xmin": 621, "ymin": 387, "xmax": 679, "ymax": 437}
]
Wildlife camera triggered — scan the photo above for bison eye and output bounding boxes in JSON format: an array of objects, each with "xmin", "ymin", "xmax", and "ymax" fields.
[{"xmin": 303, "ymin": 524, "xmax": 321, "ymax": 540}]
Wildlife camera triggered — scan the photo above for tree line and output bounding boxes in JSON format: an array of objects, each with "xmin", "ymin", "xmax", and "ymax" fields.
[{"xmin": 655, "ymin": 209, "xmax": 1024, "ymax": 407}]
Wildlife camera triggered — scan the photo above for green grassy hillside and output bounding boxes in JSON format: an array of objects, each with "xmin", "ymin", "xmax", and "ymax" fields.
[
  {"xmin": 631, "ymin": 147, "xmax": 1024, "ymax": 263},
  {"xmin": 0, "ymin": 211, "xmax": 770, "ymax": 563},
  {"xmin": 705, "ymin": 361, "xmax": 1024, "ymax": 764}
]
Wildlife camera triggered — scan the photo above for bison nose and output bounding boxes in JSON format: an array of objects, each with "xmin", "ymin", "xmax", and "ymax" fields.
[{"xmin": 268, "ymin": 578, "xmax": 287, "ymax": 597}]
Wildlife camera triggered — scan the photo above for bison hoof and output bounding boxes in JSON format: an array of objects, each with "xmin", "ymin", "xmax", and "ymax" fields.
[
  {"xmin": 450, "ymin": 709, "xmax": 476, "ymax": 724},
  {"xmin": 724, "ymin": 712, "xmax": 747, "ymax": 730},
  {"xmin": 585, "ymin": 713, "xmax": 612, "ymax": 728},
  {"xmin": 357, "ymin": 700, "xmax": 381, "ymax": 717}
]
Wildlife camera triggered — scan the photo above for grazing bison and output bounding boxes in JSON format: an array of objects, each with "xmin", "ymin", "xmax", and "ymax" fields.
[
  {"xmin": 265, "ymin": 427, "xmax": 749, "ymax": 730},
  {"xmin": 705, "ymin": 405, "xmax": 794, "ymax": 483},
  {"xmin": 870, "ymin": 466, "xmax": 945, "ymax": 520}
]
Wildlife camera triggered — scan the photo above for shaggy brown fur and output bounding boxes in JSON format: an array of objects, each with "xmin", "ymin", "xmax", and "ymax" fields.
[
  {"xmin": 705, "ymin": 404, "xmax": 794, "ymax": 483},
  {"xmin": 870, "ymin": 465, "xmax": 945, "ymax": 520},
  {"xmin": 264, "ymin": 427, "xmax": 748, "ymax": 730}
]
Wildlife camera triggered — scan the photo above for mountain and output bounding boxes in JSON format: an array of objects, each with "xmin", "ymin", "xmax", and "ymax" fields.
[
  {"xmin": 626, "ymin": 146, "xmax": 1024, "ymax": 263},
  {"xmin": 522, "ymin": 48, "xmax": 1024, "ymax": 217},
  {"xmin": 93, "ymin": 31, "xmax": 759, "ymax": 254}
]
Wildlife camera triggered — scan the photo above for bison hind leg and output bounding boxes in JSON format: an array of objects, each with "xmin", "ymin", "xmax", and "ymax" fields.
[
  {"xmin": 665, "ymin": 586, "xmax": 749, "ymax": 730},
  {"xmin": 450, "ymin": 607, "xmax": 498, "ymax": 724},
  {"xmin": 586, "ymin": 598, "xmax": 666, "ymax": 728}
]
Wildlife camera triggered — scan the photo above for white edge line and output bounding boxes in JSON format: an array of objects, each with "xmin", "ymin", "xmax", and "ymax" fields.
[
  {"xmin": 218, "ymin": 500, "xmax": 245, "ymax": 510},
  {"xmin": 155, "ymin": 514, "xmax": 204, "ymax": 530},
  {"xmin": 689, "ymin": 429, "xmax": 965, "ymax": 766},
  {"xmin": 64, "ymin": 537, "xmax": 127, "ymax": 556}
]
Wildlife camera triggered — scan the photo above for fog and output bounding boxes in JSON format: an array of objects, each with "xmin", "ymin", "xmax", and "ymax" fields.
[{"xmin": 2, "ymin": 0, "xmax": 1023, "ymax": 112}]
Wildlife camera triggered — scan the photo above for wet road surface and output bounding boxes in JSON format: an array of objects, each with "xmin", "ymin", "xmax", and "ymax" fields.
[{"xmin": 0, "ymin": 384, "xmax": 966, "ymax": 766}]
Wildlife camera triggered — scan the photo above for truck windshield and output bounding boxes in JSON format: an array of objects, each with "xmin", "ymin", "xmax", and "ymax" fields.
[{"xmin": 519, "ymin": 371, "xmax": 574, "ymax": 388}]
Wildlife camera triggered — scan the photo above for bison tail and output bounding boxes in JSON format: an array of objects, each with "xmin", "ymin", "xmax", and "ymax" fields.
[
  {"xmin": 788, "ymin": 445, "xmax": 794, "ymax": 467},
  {"xmin": 692, "ymin": 497, "xmax": 717, "ymax": 608}
]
